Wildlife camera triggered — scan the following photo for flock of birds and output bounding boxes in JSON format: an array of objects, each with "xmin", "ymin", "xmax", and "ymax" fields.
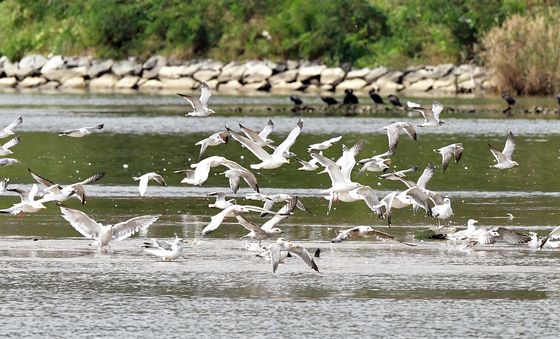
[{"xmin": 0, "ymin": 82, "xmax": 558, "ymax": 274}]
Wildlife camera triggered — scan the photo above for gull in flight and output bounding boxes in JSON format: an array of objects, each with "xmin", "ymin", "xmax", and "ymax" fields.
[
  {"xmin": 228, "ymin": 119, "xmax": 303, "ymax": 169},
  {"xmin": 143, "ymin": 237, "xmax": 185, "ymax": 261},
  {"xmin": 0, "ymin": 136, "xmax": 20, "ymax": 156},
  {"xmin": 239, "ymin": 119, "xmax": 275, "ymax": 148},
  {"xmin": 133, "ymin": 172, "xmax": 167, "ymax": 197},
  {"xmin": 59, "ymin": 205, "xmax": 163, "ymax": 252},
  {"xmin": 0, "ymin": 182, "xmax": 52, "ymax": 216},
  {"xmin": 434, "ymin": 143, "xmax": 464, "ymax": 172},
  {"xmin": 0, "ymin": 116, "xmax": 22, "ymax": 139},
  {"xmin": 207, "ymin": 192, "xmax": 236, "ymax": 210},
  {"xmin": 311, "ymin": 151, "xmax": 362, "ymax": 195},
  {"xmin": 540, "ymin": 226, "xmax": 560, "ymax": 249},
  {"xmin": 58, "ymin": 124, "xmax": 104, "ymax": 137},
  {"xmin": 236, "ymin": 198, "xmax": 298, "ymax": 245},
  {"xmin": 177, "ymin": 82, "xmax": 215, "ymax": 117},
  {"xmin": 269, "ymin": 238, "xmax": 319, "ymax": 273},
  {"xmin": 489, "ymin": 131, "xmax": 518, "ymax": 169},
  {"xmin": 466, "ymin": 226, "xmax": 530, "ymax": 247},
  {"xmin": 335, "ymin": 141, "xmax": 363, "ymax": 179},
  {"xmin": 0, "ymin": 158, "xmax": 20, "ymax": 166},
  {"xmin": 307, "ymin": 135, "xmax": 342, "ymax": 152},
  {"xmin": 195, "ymin": 130, "xmax": 229, "ymax": 157},
  {"xmin": 178, "ymin": 156, "xmax": 259, "ymax": 193},
  {"xmin": 28, "ymin": 168, "xmax": 105, "ymax": 204},
  {"xmin": 331, "ymin": 226, "xmax": 415, "ymax": 246},
  {"xmin": 201, "ymin": 204, "xmax": 279, "ymax": 236},
  {"xmin": 376, "ymin": 186, "xmax": 432, "ymax": 226},
  {"xmin": 383, "ymin": 122, "xmax": 417, "ymax": 154},
  {"xmin": 378, "ymin": 166, "xmax": 418, "ymax": 181},
  {"xmin": 245, "ymin": 193, "xmax": 309, "ymax": 216},
  {"xmin": 409, "ymin": 101, "xmax": 446, "ymax": 127},
  {"xmin": 357, "ymin": 154, "xmax": 391, "ymax": 175},
  {"xmin": 296, "ymin": 153, "xmax": 321, "ymax": 171}
]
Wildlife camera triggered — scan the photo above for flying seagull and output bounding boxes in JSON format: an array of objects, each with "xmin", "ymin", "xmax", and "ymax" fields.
[
  {"xmin": 383, "ymin": 121, "xmax": 417, "ymax": 154},
  {"xmin": 307, "ymin": 135, "xmax": 342, "ymax": 152},
  {"xmin": 434, "ymin": 143, "xmax": 464, "ymax": 172},
  {"xmin": 0, "ymin": 136, "xmax": 20, "ymax": 156},
  {"xmin": 201, "ymin": 204, "xmax": 279, "ymax": 236},
  {"xmin": 58, "ymin": 124, "xmax": 104, "ymax": 137},
  {"xmin": 489, "ymin": 131, "xmax": 518, "ymax": 169},
  {"xmin": 28, "ymin": 167, "xmax": 105, "ymax": 204},
  {"xmin": 0, "ymin": 183, "xmax": 56, "ymax": 216},
  {"xmin": 412, "ymin": 102, "xmax": 446, "ymax": 127},
  {"xmin": 59, "ymin": 205, "xmax": 163, "ymax": 252},
  {"xmin": 331, "ymin": 226, "xmax": 415, "ymax": 246},
  {"xmin": 238, "ymin": 119, "xmax": 275, "ymax": 148},
  {"xmin": 177, "ymin": 82, "xmax": 215, "ymax": 117},
  {"xmin": 207, "ymin": 192, "xmax": 236, "ymax": 210},
  {"xmin": 133, "ymin": 172, "xmax": 167, "ymax": 197},
  {"xmin": 268, "ymin": 238, "xmax": 319, "ymax": 273},
  {"xmin": 195, "ymin": 130, "xmax": 229, "ymax": 158}
]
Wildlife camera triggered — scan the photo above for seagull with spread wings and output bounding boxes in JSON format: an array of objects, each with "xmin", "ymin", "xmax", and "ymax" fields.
[
  {"xmin": 177, "ymin": 82, "xmax": 215, "ymax": 117},
  {"xmin": 201, "ymin": 204, "xmax": 279, "ymax": 236},
  {"xmin": 0, "ymin": 116, "xmax": 22, "ymax": 139},
  {"xmin": 58, "ymin": 124, "xmax": 104, "ymax": 137},
  {"xmin": 195, "ymin": 130, "xmax": 229, "ymax": 158},
  {"xmin": 409, "ymin": 101, "xmax": 446, "ymax": 127},
  {"xmin": 238, "ymin": 119, "xmax": 275, "ymax": 148},
  {"xmin": 143, "ymin": 237, "xmax": 185, "ymax": 261},
  {"xmin": 434, "ymin": 143, "xmax": 464, "ymax": 172},
  {"xmin": 0, "ymin": 136, "xmax": 20, "ymax": 156},
  {"xmin": 207, "ymin": 192, "xmax": 236, "ymax": 210},
  {"xmin": 28, "ymin": 168, "xmax": 105, "ymax": 204},
  {"xmin": 331, "ymin": 226, "xmax": 415, "ymax": 246},
  {"xmin": 307, "ymin": 135, "xmax": 342, "ymax": 152},
  {"xmin": 489, "ymin": 131, "xmax": 518, "ymax": 169},
  {"xmin": 59, "ymin": 205, "xmax": 163, "ymax": 252},
  {"xmin": 268, "ymin": 238, "xmax": 319, "ymax": 274},
  {"xmin": 383, "ymin": 122, "xmax": 417, "ymax": 153},
  {"xmin": 0, "ymin": 182, "xmax": 57, "ymax": 216},
  {"xmin": 133, "ymin": 172, "xmax": 167, "ymax": 197}
]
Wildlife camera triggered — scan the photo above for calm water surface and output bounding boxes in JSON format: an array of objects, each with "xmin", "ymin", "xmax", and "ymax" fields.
[{"xmin": 0, "ymin": 92, "xmax": 559, "ymax": 338}]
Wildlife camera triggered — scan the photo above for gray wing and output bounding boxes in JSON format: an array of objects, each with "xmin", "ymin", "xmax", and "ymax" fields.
[
  {"xmin": 502, "ymin": 131, "xmax": 516, "ymax": 160},
  {"xmin": 369, "ymin": 229, "xmax": 416, "ymax": 246},
  {"xmin": 416, "ymin": 161, "xmax": 435, "ymax": 189},
  {"xmin": 199, "ymin": 82, "xmax": 212, "ymax": 107},
  {"xmin": 3, "ymin": 116, "xmax": 23, "ymax": 132},
  {"xmin": 331, "ymin": 227, "xmax": 360, "ymax": 243},
  {"xmin": 402, "ymin": 123, "xmax": 417, "ymax": 140},
  {"xmin": 112, "ymin": 214, "xmax": 162, "ymax": 241},
  {"xmin": 441, "ymin": 151, "xmax": 453, "ymax": 172},
  {"xmin": 76, "ymin": 171, "xmax": 106, "ymax": 185},
  {"xmin": 227, "ymin": 128, "xmax": 271, "ymax": 161},
  {"xmin": 152, "ymin": 174, "xmax": 167, "ymax": 187},
  {"xmin": 258, "ymin": 119, "xmax": 274, "ymax": 140},
  {"xmin": 489, "ymin": 144, "xmax": 507, "ymax": 163},
  {"xmin": 239, "ymin": 123, "xmax": 262, "ymax": 142},
  {"xmin": 28, "ymin": 168, "xmax": 56, "ymax": 187},
  {"xmin": 202, "ymin": 206, "xmax": 235, "ymax": 235},
  {"xmin": 269, "ymin": 243, "xmax": 282, "ymax": 273},
  {"xmin": 432, "ymin": 102, "xmax": 444, "ymax": 121},
  {"xmin": 272, "ymin": 119, "xmax": 303, "ymax": 158},
  {"xmin": 405, "ymin": 187, "xmax": 432, "ymax": 215},
  {"xmin": 59, "ymin": 205, "xmax": 101, "ymax": 239},
  {"xmin": 310, "ymin": 152, "xmax": 346, "ymax": 187},
  {"xmin": 289, "ymin": 245, "xmax": 319, "ymax": 272},
  {"xmin": 354, "ymin": 186, "xmax": 381, "ymax": 215},
  {"xmin": 176, "ymin": 93, "xmax": 201, "ymax": 110},
  {"xmin": 491, "ymin": 227, "xmax": 530, "ymax": 244},
  {"xmin": 261, "ymin": 198, "xmax": 297, "ymax": 230},
  {"xmin": 385, "ymin": 123, "xmax": 400, "ymax": 153},
  {"xmin": 454, "ymin": 144, "xmax": 464, "ymax": 163}
]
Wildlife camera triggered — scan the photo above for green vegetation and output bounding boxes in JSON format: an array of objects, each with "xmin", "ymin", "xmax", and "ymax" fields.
[{"xmin": 0, "ymin": 0, "xmax": 534, "ymax": 67}]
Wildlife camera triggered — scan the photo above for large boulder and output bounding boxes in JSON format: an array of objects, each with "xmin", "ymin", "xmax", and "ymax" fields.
[
  {"xmin": 0, "ymin": 77, "xmax": 17, "ymax": 87},
  {"xmin": 139, "ymin": 79, "xmax": 164, "ymax": 90},
  {"xmin": 346, "ymin": 67, "xmax": 370, "ymax": 80},
  {"xmin": 270, "ymin": 80, "xmax": 304, "ymax": 92},
  {"xmin": 19, "ymin": 54, "xmax": 47, "ymax": 71},
  {"xmin": 243, "ymin": 61, "xmax": 273, "ymax": 83},
  {"xmin": 375, "ymin": 77, "xmax": 404, "ymax": 93},
  {"xmin": 269, "ymin": 69, "xmax": 298, "ymax": 85},
  {"xmin": 218, "ymin": 80, "xmax": 244, "ymax": 91},
  {"xmin": 160, "ymin": 77, "xmax": 198, "ymax": 90},
  {"xmin": 88, "ymin": 59, "xmax": 114, "ymax": 78},
  {"xmin": 320, "ymin": 67, "xmax": 345, "ymax": 86},
  {"xmin": 402, "ymin": 68, "xmax": 432, "ymax": 86},
  {"xmin": 116, "ymin": 76, "xmax": 141, "ymax": 89},
  {"xmin": 66, "ymin": 56, "xmax": 91, "ymax": 68},
  {"xmin": 40, "ymin": 55, "xmax": 65, "ymax": 74},
  {"xmin": 61, "ymin": 77, "xmax": 86, "ymax": 88},
  {"xmin": 143, "ymin": 55, "xmax": 166, "ymax": 70},
  {"xmin": 335, "ymin": 78, "xmax": 367, "ymax": 92},
  {"xmin": 430, "ymin": 64, "xmax": 455, "ymax": 79},
  {"xmin": 112, "ymin": 59, "xmax": 142, "ymax": 76},
  {"xmin": 193, "ymin": 69, "xmax": 220, "ymax": 83},
  {"xmin": 18, "ymin": 76, "xmax": 47, "ymax": 88},
  {"xmin": 404, "ymin": 78, "xmax": 435, "ymax": 92},
  {"xmin": 297, "ymin": 65, "xmax": 326, "ymax": 82},
  {"xmin": 89, "ymin": 73, "xmax": 118, "ymax": 88},
  {"xmin": 218, "ymin": 62, "xmax": 246, "ymax": 82},
  {"xmin": 42, "ymin": 69, "xmax": 82, "ymax": 82},
  {"xmin": 365, "ymin": 66, "xmax": 389, "ymax": 83}
]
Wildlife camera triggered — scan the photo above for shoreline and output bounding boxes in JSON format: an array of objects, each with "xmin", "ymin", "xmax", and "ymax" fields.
[{"xmin": 0, "ymin": 55, "xmax": 495, "ymax": 96}]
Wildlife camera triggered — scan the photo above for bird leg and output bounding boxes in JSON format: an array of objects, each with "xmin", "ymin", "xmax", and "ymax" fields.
[{"xmin": 17, "ymin": 211, "xmax": 26, "ymax": 220}]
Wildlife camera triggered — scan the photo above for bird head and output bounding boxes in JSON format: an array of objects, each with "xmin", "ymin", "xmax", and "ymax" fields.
[{"xmin": 271, "ymin": 228, "xmax": 283, "ymax": 234}]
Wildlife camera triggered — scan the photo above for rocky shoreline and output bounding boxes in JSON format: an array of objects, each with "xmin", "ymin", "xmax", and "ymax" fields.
[{"xmin": 0, "ymin": 55, "xmax": 496, "ymax": 95}]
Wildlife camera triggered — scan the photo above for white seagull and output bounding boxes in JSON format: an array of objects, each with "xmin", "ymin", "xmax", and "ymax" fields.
[
  {"xmin": 383, "ymin": 121, "xmax": 417, "ymax": 153},
  {"xmin": 447, "ymin": 219, "xmax": 479, "ymax": 241},
  {"xmin": 0, "ymin": 116, "xmax": 22, "ymax": 139},
  {"xmin": 177, "ymin": 82, "xmax": 215, "ymax": 117},
  {"xmin": 228, "ymin": 119, "xmax": 303, "ymax": 170},
  {"xmin": 133, "ymin": 172, "xmax": 167, "ymax": 197},
  {"xmin": 29, "ymin": 168, "xmax": 105, "ymax": 204},
  {"xmin": 207, "ymin": 192, "xmax": 236, "ymax": 210},
  {"xmin": 0, "ymin": 158, "xmax": 20, "ymax": 166},
  {"xmin": 201, "ymin": 204, "xmax": 279, "ymax": 236},
  {"xmin": 195, "ymin": 130, "xmax": 229, "ymax": 157},
  {"xmin": 434, "ymin": 143, "xmax": 464, "ymax": 172},
  {"xmin": 58, "ymin": 124, "xmax": 104, "ymax": 137},
  {"xmin": 331, "ymin": 226, "xmax": 415, "ymax": 246},
  {"xmin": 239, "ymin": 119, "xmax": 275, "ymax": 148},
  {"xmin": 296, "ymin": 151, "xmax": 322, "ymax": 171},
  {"xmin": 307, "ymin": 135, "xmax": 342, "ymax": 152},
  {"xmin": 143, "ymin": 237, "xmax": 185, "ymax": 261},
  {"xmin": 411, "ymin": 101, "xmax": 446, "ymax": 127},
  {"xmin": 311, "ymin": 152, "xmax": 362, "ymax": 195},
  {"xmin": 59, "ymin": 205, "xmax": 163, "ymax": 252},
  {"xmin": 0, "ymin": 136, "xmax": 20, "ymax": 156},
  {"xmin": 489, "ymin": 131, "xmax": 518, "ymax": 169},
  {"xmin": 245, "ymin": 193, "xmax": 309, "ymax": 216},
  {"xmin": 0, "ymin": 183, "xmax": 56, "ymax": 216},
  {"xmin": 268, "ymin": 238, "xmax": 319, "ymax": 273}
]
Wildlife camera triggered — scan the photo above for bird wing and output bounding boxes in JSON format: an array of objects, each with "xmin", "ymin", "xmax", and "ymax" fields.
[
  {"xmin": 269, "ymin": 243, "xmax": 283, "ymax": 273},
  {"xmin": 152, "ymin": 174, "xmax": 167, "ymax": 187},
  {"xmin": 202, "ymin": 206, "xmax": 235, "ymax": 235},
  {"xmin": 2, "ymin": 136, "xmax": 20, "ymax": 150},
  {"xmin": 112, "ymin": 214, "xmax": 162, "ymax": 241},
  {"xmin": 331, "ymin": 227, "xmax": 359, "ymax": 243},
  {"xmin": 369, "ymin": 229, "xmax": 417, "ymax": 246},
  {"xmin": 258, "ymin": 119, "xmax": 274, "ymax": 140},
  {"xmin": 488, "ymin": 144, "xmax": 507, "ymax": 163},
  {"xmin": 354, "ymin": 186, "xmax": 381, "ymax": 215},
  {"xmin": 228, "ymin": 128, "xmax": 271, "ymax": 161},
  {"xmin": 405, "ymin": 187, "xmax": 431, "ymax": 214},
  {"xmin": 239, "ymin": 123, "xmax": 263, "ymax": 143},
  {"xmin": 76, "ymin": 171, "xmax": 106, "ymax": 185},
  {"xmin": 176, "ymin": 93, "xmax": 201, "ymax": 110},
  {"xmin": 3, "ymin": 116, "xmax": 22, "ymax": 133},
  {"xmin": 491, "ymin": 227, "xmax": 530, "ymax": 244},
  {"xmin": 137, "ymin": 176, "xmax": 149, "ymax": 196},
  {"xmin": 289, "ymin": 245, "xmax": 319, "ymax": 272},
  {"xmin": 502, "ymin": 131, "xmax": 516, "ymax": 160},
  {"xmin": 385, "ymin": 123, "xmax": 400, "ymax": 152},
  {"xmin": 261, "ymin": 198, "xmax": 297, "ymax": 230},
  {"xmin": 310, "ymin": 152, "xmax": 347, "ymax": 187},
  {"xmin": 416, "ymin": 161, "xmax": 435, "ymax": 189},
  {"xmin": 84, "ymin": 124, "xmax": 104, "ymax": 131},
  {"xmin": 59, "ymin": 205, "xmax": 102, "ymax": 239},
  {"xmin": 28, "ymin": 168, "xmax": 56, "ymax": 187},
  {"xmin": 454, "ymin": 144, "xmax": 464, "ymax": 163},
  {"xmin": 272, "ymin": 119, "xmax": 303, "ymax": 158},
  {"xmin": 432, "ymin": 102, "xmax": 444, "ymax": 121},
  {"xmin": 199, "ymin": 82, "xmax": 212, "ymax": 107},
  {"xmin": 441, "ymin": 151, "xmax": 453, "ymax": 172},
  {"xmin": 235, "ymin": 215, "xmax": 264, "ymax": 234},
  {"xmin": 402, "ymin": 123, "xmax": 417, "ymax": 140}
]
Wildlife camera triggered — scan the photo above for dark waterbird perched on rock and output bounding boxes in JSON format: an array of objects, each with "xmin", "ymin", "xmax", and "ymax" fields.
[
  {"xmin": 368, "ymin": 89, "xmax": 384, "ymax": 104},
  {"xmin": 388, "ymin": 94, "xmax": 402, "ymax": 107},
  {"xmin": 343, "ymin": 89, "xmax": 359, "ymax": 105},
  {"xmin": 555, "ymin": 94, "xmax": 560, "ymax": 106},
  {"xmin": 289, "ymin": 95, "xmax": 303, "ymax": 106},
  {"xmin": 321, "ymin": 96, "xmax": 338, "ymax": 106},
  {"xmin": 502, "ymin": 92, "xmax": 516, "ymax": 114}
]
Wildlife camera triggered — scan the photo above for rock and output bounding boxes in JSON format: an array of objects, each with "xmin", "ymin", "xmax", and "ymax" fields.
[
  {"xmin": 66, "ymin": 56, "xmax": 91, "ymax": 68},
  {"xmin": 193, "ymin": 69, "xmax": 220, "ymax": 83},
  {"xmin": 218, "ymin": 62, "xmax": 246, "ymax": 82},
  {"xmin": 0, "ymin": 77, "xmax": 17, "ymax": 87},
  {"xmin": 404, "ymin": 78, "xmax": 434, "ymax": 92},
  {"xmin": 402, "ymin": 69, "xmax": 432, "ymax": 86},
  {"xmin": 158, "ymin": 66, "xmax": 189, "ymax": 79},
  {"xmin": 206, "ymin": 79, "xmax": 218, "ymax": 90},
  {"xmin": 3, "ymin": 61, "xmax": 18, "ymax": 77},
  {"xmin": 61, "ymin": 77, "xmax": 86, "ymax": 88},
  {"xmin": 270, "ymin": 81, "xmax": 305, "ymax": 92},
  {"xmin": 239, "ymin": 81, "xmax": 270, "ymax": 92},
  {"xmin": 112, "ymin": 59, "xmax": 142, "ymax": 76},
  {"xmin": 378, "ymin": 71, "xmax": 403, "ymax": 84},
  {"xmin": 432, "ymin": 75, "xmax": 456, "ymax": 90},
  {"xmin": 458, "ymin": 79, "xmax": 477, "ymax": 92},
  {"xmin": 71, "ymin": 66, "xmax": 89, "ymax": 77},
  {"xmin": 40, "ymin": 55, "xmax": 65, "ymax": 73},
  {"xmin": 88, "ymin": 59, "xmax": 114, "ymax": 78},
  {"xmin": 18, "ymin": 76, "xmax": 47, "ymax": 88},
  {"xmin": 198, "ymin": 60, "xmax": 223, "ymax": 71},
  {"xmin": 40, "ymin": 81, "xmax": 60, "ymax": 90},
  {"xmin": 116, "ymin": 76, "xmax": 141, "ymax": 89},
  {"xmin": 286, "ymin": 60, "xmax": 300, "ymax": 70},
  {"xmin": 365, "ymin": 66, "xmax": 389, "ymax": 83},
  {"xmin": 269, "ymin": 69, "xmax": 298, "ymax": 85},
  {"xmin": 297, "ymin": 65, "xmax": 326, "ymax": 82},
  {"xmin": 19, "ymin": 55, "xmax": 47, "ymax": 71},
  {"xmin": 160, "ymin": 77, "xmax": 198, "ymax": 90},
  {"xmin": 89, "ymin": 73, "xmax": 118, "ymax": 88},
  {"xmin": 139, "ymin": 79, "xmax": 164, "ymax": 90},
  {"xmin": 243, "ymin": 62, "xmax": 273, "ymax": 83},
  {"xmin": 218, "ymin": 80, "xmax": 243, "ymax": 91},
  {"xmin": 320, "ymin": 68, "xmax": 345, "ymax": 85},
  {"xmin": 42, "ymin": 69, "xmax": 82, "ymax": 82},
  {"xmin": 346, "ymin": 68, "xmax": 370, "ymax": 79},
  {"xmin": 304, "ymin": 84, "xmax": 321, "ymax": 92},
  {"xmin": 375, "ymin": 77, "xmax": 404, "ymax": 92},
  {"xmin": 335, "ymin": 78, "xmax": 367, "ymax": 92},
  {"xmin": 430, "ymin": 64, "xmax": 454, "ymax": 78},
  {"xmin": 143, "ymin": 55, "xmax": 166, "ymax": 70}
]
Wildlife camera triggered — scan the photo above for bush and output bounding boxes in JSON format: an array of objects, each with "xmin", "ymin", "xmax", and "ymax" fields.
[{"xmin": 482, "ymin": 9, "xmax": 560, "ymax": 95}]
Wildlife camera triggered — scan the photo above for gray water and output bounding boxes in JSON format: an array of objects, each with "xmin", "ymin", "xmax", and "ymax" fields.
[{"xmin": 0, "ymin": 92, "xmax": 559, "ymax": 338}]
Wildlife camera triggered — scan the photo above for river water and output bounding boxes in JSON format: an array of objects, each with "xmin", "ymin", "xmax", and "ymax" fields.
[{"xmin": 0, "ymin": 92, "xmax": 558, "ymax": 338}]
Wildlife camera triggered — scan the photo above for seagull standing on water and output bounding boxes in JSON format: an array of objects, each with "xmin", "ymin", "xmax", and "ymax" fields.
[
  {"xmin": 143, "ymin": 237, "xmax": 185, "ymax": 261},
  {"xmin": 177, "ymin": 82, "xmax": 215, "ymax": 117},
  {"xmin": 133, "ymin": 172, "xmax": 167, "ymax": 197},
  {"xmin": 58, "ymin": 124, "xmax": 104, "ymax": 137},
  {"xmin": 489, "ymin": 131, "xmax": 518, "ymax": 169}
]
